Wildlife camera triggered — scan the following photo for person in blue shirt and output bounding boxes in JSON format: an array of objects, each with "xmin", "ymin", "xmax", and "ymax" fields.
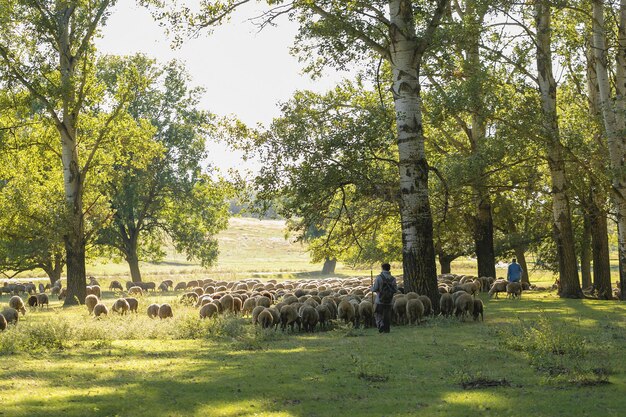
[
  {"xmin": 370, "ymin": 263, "xmax": 397, "ymax": 333},
  {"xmin": 507, "ymin": 258, "xmax": 523, "ymax": 283}
]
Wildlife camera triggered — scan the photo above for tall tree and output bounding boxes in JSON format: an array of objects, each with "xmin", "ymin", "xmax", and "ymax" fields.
[
  {"xmin": 0, "ymin": 1, "xmax": 121, "ymax": 305},
  {"xmin": 534, "ymin": 0, "xmax": 582, "ymax": 297},
  {"xmin": 591, "ymin": 0, "xmax": 626, "ymax": 300},
  {"xmin": 96, "ymin": 57, "xmax": 230, "ymax": 281},
  {"xmin": 155, "ymin": 0, "xmax": 450, "ymax": 306}
]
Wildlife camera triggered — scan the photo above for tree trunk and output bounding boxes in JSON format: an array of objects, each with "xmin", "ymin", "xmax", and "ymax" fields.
[
  {"xmin": 65, "ymin": 236, "xmax": 86, "ymax": 304},
  {"xmin": 535, "ymin": 0, "xmax": 582, "ymax": 298},
  {"xmin": 438, "ymin": 254, "xmax": 456, "ymax": 274},
  {"xmin": 513, "ymin": 246, "xmax": 530, "ymax": 284},
  {"xmin": 126, "ymin": 235, "xmax": 142, "ymax": 282},
  {"xmin": 592, "ymin": 0, "xmax": 626, "ymax": 300},
  {"xmin": 388, "ymin": 0, "xmax": 439, "ymax": 311},
  {"xmin": 42, "ymin": 252, "xmax": 65, "ymax": 286},
  {"xmin": 464, "ymin": 0, "xmax": 496, "ymax": 281},
  {"xmin": 474, "ymin": 198, "xmax": 496, "ymax": 279},
  {"xmin": 589, "ymin": 201, "xmax": 612, "ymax": 299},
  {"xmin": 58, "ymin": 8, "xmax": 87, "ymax": 306},
  {"xmin": 581, "ymin": 214, "xmax": 592, "ymax": 289},
  {"xmin": 322, "ymin": 258, "xmax": 336, "ymax": 274}
]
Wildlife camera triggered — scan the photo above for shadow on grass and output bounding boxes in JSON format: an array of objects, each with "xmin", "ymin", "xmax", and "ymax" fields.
[{"xmin": 2, "ymin": 294, "xmax": 625, "ymax": 417}]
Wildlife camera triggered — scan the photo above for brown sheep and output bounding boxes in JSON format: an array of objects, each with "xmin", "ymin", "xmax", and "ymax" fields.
[
  {"xmin": 192, "ymin": 287, "xmax": 204, "ymax": 297},
  {"xmin": 199, "ymin": 303, "xmax": 219, "ymax": 319},
  {"xmin": 93, "ymin": 303, "xmax": 108, "ymax": 318},
  {"xmin": 211, "ymin": 299, "xmax": 223, "ymax": 314},
  {"xmin": 316, "ymin": 304, "xmax": 331, "ymax": 329},
  {"xmin": 1, "ymin": 308, "xmax": 19, "ymax": 324},
  {"xmin": 161, "ymin": 279, "xmax": 173, "ymax": 290},
  {"xmin": 242, "ymin": 297, "xmax": 257, "ymax": 316},
  {"xmin": 358, "ymin": 301, "xmax": 374, "ymax": 328},
  {"xmin": 392, "ymin": 296, "xmax": 408, "ymax": 325},
  {"xmin": 158, "ymin": 282, "xmax": 169, "ymax": 292},
  {"xmin": 321, "ymin": 298, "xmax": 338, "ymax": 319},
  {"xmin": 36, "ymin": 293, "xmax": 49, "ymax": 308},
  {"xmin": 256, "ymin": 296, "xmax": 271, "ymax": 308},
  {"xmin": 418, "ymin": 295, "xmax": 432, "ymax": 316},
  {"xmin": 195, "ymin": 295, "xmax": 214, "ymax": 308},
  {"xmin": 128, "ymin": 286, "xmax": 143, "ymax": 297},
  {"xmin": 86, "ymin": 285, "xmax": 102, "ymax": 298},
  {"xmin": 282, "ymin": 295, "xmax": 299, "ymax": 305},
  {"xmin": 219, "ymin": 294, "xmax": 235, "ymax": 313},
  {"xmin": 0, "ymin": 313, "xmax": 6, "ymax": 331},
  {"xmin": 85, "ymin": 294, "xmax": 99, "ymax": 314},
  {"xmin": 9, "ymin": 296, "xmax": 26, "ymax": 316},
  {"xmin": 300, "ymin": 305, "xmax": 319, "ymax": 332},
  {"xmin": 406, "ymin": 298, "xmax": 424, "ymax": 325},
  {"xmin": 506, "ymin": 282, "xmax": 522, "ymax": 299},
  {"xmin": 439, "ymin": 293, "xmax": 454, "ymax": 317},
  {"xmin": 452, "ymin": 282, "xmax": 478, "ymax": 296},
  {"xmin": 488, "ymin": 279, "xmax": 508, "ymax": 298},
  {"xmin": 147, "ymin": 303, "xmax": 160, "ymax": 318},
  {"xmin": 180, "ymin": 292, "xmax": 199, "ymax": 305},
  {"xmin": 454, "ymin": 293, "xmax": 475, "ymax": 321},
  {"xmin": 109, "ymin": 280, "xmax": 124, "ymax": 291},
  {"xmin": 28, "ymin": 295, "xmax": 38, "ymax": 307},
  {"xmin": 158, "ymin": 303, "xmax": 173, "ymax": 319},
  {"xmin": 124, "ymin": 297, "xmax": 139, "ymax": 313},
  {"xmin": 112, "ymin": 298, "xmax": 130, "ymax": 315},
  {"xmin": 257, "ymin": 308, "xmax": 274, "ymax": 329},
  {"xmin": 174, "ymin": 282, "xmax": 187, "ymax": 291},
  {"xmin": 303, "ymin": 297, "xmax": 319, "ymax": 308},
  {"xmin": 280, "ymin": 304, "xmax": 301, "ymax": 331},
  {"xmin": 251, "ymin": 305, "xmax": 266, "ymax": 325},
  {"xmin": 405, "ymin": 292, "xmax": 420, "ymax": 300},
  {"xmin": 337, "ymin": 299, "xmax": 356, "ymax": 326},
  {"xmin": 473, "ymin": 299, "xmax": 484, "ymax": 321},
  {"xmin": 268, "ymin": 307, "xmax": 280, "ymax": 329}
]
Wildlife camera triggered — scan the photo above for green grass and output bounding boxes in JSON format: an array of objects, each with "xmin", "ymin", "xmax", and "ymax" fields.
[
  {"xmin": 6, "ymin": 216, "xmax": 574, "ymax": 287},
  {"xmin": 0, "ymin": 289, "xmax": 624, "ymax": 417}
]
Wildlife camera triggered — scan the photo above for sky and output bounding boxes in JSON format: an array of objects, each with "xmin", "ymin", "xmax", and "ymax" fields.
[{"xmin": 96, "ymin": 2, "xmax": 347, "ymax": 174}]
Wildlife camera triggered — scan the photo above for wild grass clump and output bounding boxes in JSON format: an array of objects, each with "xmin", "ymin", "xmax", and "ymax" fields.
[
  {"xmin": 0, "ymin": 318, "xmax": 72, "ymax": 353},
  {"xmin": 351, "ymin": 353, "xmax": 389, "ymax": 383},
  {"xmin": 498, "ymin": 314, "xmax": 614, "ymax": 385},
  {"xmin": 455, "ymin": 370, "xmax": 511, "ymax": 390}
]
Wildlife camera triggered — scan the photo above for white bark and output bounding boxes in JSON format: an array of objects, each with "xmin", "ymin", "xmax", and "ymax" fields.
[
  {"xmin": 592, "ymin": 0, "xmax": 626, "ymax": 298},
  {"xmin": 387, "ymin": 0, "xmax": 438, "ymax": 299},
  {"xmin": 535, "ymin": 0, "xmax": 581, "ymax": 296}
]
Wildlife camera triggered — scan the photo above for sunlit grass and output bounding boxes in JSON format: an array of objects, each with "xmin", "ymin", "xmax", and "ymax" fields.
[{"xmin": 0, "ymin": 289, "xmax": 624, "ymax": 416}]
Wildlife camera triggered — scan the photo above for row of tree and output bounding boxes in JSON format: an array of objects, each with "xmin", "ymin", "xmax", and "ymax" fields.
[
  {"xmin": 189, "ymin": 0, "xmax": 626, "ymax": 302},
  {"xmin": 1, "ymin": 0, "xmax": 625, "ymax": 307},
  {"xmin": 0, "ymin": 2, "xmax": 230, "ymax": 305}
]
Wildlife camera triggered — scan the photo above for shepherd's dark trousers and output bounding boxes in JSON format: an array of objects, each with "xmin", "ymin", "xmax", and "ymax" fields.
[{"xmin": 375, "ymin": 303, "xmax": 392, "ymax": 333}]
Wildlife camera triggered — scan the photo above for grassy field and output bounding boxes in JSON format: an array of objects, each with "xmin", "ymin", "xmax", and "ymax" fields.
[
  {"xmin": 10, "ymin": 216, "xmax": 561, "ymax": 286},
  {"xmin": 1, "ymin": 217, "xmax": 624, "ymax": 416},
  {"xmin": 0, "ymin": 290, "xmax": 624, "ymax": 417}
]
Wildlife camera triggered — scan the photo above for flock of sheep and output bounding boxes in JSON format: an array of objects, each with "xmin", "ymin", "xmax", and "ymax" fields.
[{"xmin": 0, "ymin": 272, "xmax": 537, "ymax": 333}]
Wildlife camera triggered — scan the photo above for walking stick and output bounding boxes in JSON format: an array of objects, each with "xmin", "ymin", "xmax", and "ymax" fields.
[{"xmin": 370, "ymin": 269, "xmax": 374, "ymax": 304}]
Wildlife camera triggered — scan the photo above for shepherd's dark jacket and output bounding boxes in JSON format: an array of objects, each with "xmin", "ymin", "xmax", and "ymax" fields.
[{"xmin": 370, "ymin": 271, "xmax": 398, "ymax": 305}]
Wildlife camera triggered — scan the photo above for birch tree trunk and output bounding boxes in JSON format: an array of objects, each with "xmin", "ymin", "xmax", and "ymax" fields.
[
  {"xmin": 592, "ymin": 0, "xmax": 626, "ymax": 300},
  {"xmin": 388, "ymin": 0, "xmax": 439, "ymax": 309},
  {"xmin": 535, "ymin": 0, "xmax": 582, "ymax": 297}
]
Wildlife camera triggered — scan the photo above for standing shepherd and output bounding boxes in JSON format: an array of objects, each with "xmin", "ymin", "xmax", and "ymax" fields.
[
  {"xmin": 371, "ymin": 263, "xmax": 398, "ymax": 333},
  {"xmin": 507, "ymin": 258, "xmax": 523, "ymax": 283}
]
